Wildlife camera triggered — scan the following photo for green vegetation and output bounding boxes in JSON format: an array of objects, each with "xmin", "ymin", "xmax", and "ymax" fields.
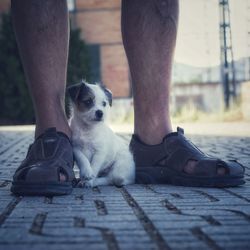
[
  {"xmin": 0, "ymin": 12, "xmax": 91, "ymax": 125},
  {"xmin": 0, "ymin": 13, "xmax": 32, "ymax": 124}
]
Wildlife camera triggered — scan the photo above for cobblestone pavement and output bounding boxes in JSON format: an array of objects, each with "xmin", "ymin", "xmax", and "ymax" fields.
[{"xmin": 0, "ymin": 130, "xmax": 250, "ymax": 250}]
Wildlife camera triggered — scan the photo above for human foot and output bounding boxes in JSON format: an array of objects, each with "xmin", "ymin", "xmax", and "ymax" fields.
[
  {"xmin": 11, "ymin": 127, "xmax": 75, "ymax": 196},
  {"xmin": 130, "ymin": 127, "xmax": 245, "ymax": 187}
]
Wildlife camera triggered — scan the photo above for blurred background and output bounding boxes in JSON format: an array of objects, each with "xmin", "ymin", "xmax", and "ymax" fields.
[{"xmin": 0, "ymin": 0, "xmax": 249, "ymax": 136}]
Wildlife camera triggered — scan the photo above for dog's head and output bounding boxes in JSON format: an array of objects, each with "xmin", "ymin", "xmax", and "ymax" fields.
[{"xmin": 67, "ymin": 80, "xmax": 112, "ymax": 125}]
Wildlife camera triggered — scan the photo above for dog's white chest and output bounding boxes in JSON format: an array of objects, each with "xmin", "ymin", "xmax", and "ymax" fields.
[
  {"xmin": 73, "ymin": 133, "xmax": 97, "ymax": 160},
  {"xmin": 68, "ymin": 80, "xmax": 135, "ymax": 187}
]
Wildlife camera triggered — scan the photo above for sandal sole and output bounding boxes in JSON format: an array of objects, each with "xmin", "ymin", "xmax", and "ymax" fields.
[
  {"xmin": 136, "ymin": 167, "xmax": 245, "ymax": 187},
  {"xmin": 11, "ymin": 181, "xmax": 73, "ymax": 196}
]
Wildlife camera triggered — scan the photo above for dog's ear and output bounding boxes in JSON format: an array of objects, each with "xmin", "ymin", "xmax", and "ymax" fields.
[
  {"xmin": 67, "ymin": 83, "xmax": 82, "ymax": 102},
  {"xmin": 103, "ymin": 88, "xmax": 112, "ymax": 106}
]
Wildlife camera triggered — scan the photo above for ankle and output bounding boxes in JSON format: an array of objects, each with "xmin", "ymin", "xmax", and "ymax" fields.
[
  {"xmin": 33, "ymin": 95, "xmax": 72, "ymax": 138},
  {"xmin": 35, "ymin": 113, "xmax": 71, "ymax": 139},
  {"xmin": 35, "ymin": 124, "xmax": 71, "ymax": 139},
  {"xmin": 135, "ymin": 121, "xmax": 172, "ymax": 145}
]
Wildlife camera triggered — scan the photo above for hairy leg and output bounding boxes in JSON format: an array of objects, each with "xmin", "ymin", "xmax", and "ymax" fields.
[
  {"xmin": 121, "ymin": 0, "xmax": 178, "ymax": 145},
  {"xmin": 122, "ymin": 0, "xmax": 204, "ymax": 173},
  {"xmin": 11, "ymin": 0, "xmax": 70, "ymax": 138},
  {"xmin": 11, "ymin": 0, "xmax": 71, "ymax": 182}
]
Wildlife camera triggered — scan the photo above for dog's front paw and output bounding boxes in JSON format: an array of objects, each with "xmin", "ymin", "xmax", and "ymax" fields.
[
  {"xmin": 84, "ymin": 178, "xmax": 95, "ymax": 188},
  {"xmin": 77, "ymin": 179, "xmax": 85, "ymax": 188},
  {"xmin": 76, "ymin": 177, "xmax": 96, "ymax": 188},
  {"xmin": 80, "ymin": 172, "xmax": 95, "ymax": 181}
]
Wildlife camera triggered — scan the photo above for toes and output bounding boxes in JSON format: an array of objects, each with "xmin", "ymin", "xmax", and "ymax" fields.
[
  {"xmin": 184, "ymin": 160, "xmax": 228, "ymax": 176},
  {"xmin": 76, "ymin": 178, "xmax": 95, "ymax": 188},
  {"xmin": 59, "ymin": 173, "xmax": 67, "ymax": 182},
  {"xmin": 77, "ymin": 180, "xmax": 85, "ymax": 188},
  {"xmin": 183, "ymin": 160, "xmax": 197, "ymax": 174},
  {"xmin": 217, "ymin": 166, "xmax": 226, "ymax": 176},
  {"xmin": 183, "ymin": 159, "xmax": 243, "ymax": 177},
  {"xmin": 85, "ymin": 179, "xmax": 94, "ymax": 188}
]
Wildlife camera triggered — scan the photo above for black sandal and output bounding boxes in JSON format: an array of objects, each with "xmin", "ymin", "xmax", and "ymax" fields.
[
  {"xmin": 11, "ymin": 128, "xmax": 75, "ymax": 196},
  {"xmin": 130, "ymin": 127, "xmax": 245, "ymax": 187}
]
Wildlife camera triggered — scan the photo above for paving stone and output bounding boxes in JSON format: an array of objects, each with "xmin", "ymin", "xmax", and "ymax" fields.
[{"xmin": 0, "ymin": 130, "xmax": 250, "ymax": 250}]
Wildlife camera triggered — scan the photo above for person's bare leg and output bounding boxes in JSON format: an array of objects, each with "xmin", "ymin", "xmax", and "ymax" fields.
[
  {"xmin": 11, "ymin": 0, "xmax": 70, "ymax": 139},
  {"xmin": 11, "ymin": 0, "xmax": 70, "ymax": 181},
  {"xmin": 122, "ymin": 0, "xmax": 178, "ymax": 145},
  {"xmin": 122, "ymin": 0, "xmax": 200, "ymax": 173}
]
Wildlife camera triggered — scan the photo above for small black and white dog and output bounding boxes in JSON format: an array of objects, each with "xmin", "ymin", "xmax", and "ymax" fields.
[{"xmin": 68, "ymin": 80, "xmax": 135, "ymax": 187}]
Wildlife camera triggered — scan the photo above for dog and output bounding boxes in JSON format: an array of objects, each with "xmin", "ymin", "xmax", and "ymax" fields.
[{"xmin": 68, "ymin": 80, "xmax": 135, "ymax": 187}]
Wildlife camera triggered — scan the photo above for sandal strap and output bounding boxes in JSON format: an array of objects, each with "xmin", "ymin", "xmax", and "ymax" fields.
[
  {"xmin": 130, "ymin": 134, "xmax": 168, "ymax": 167},
  {"xmin": 162, "ymin": 128, "xmax": 226, "ymax": 176},
  {"xmin": 131, "ymin": 127, "xmax": 244, "ymax": 177},
  {"xmin": 164, "ymin": 128, "xmax": 245, "ymax": 176}
]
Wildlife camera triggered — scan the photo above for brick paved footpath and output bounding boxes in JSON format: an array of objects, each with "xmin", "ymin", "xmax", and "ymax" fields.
[{"xmin": 0, "ymin": 130, "xmax": 250, "ymax": 250}]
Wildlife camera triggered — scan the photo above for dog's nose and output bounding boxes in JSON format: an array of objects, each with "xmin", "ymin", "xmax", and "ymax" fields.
[{"xmin": 95, "ymin": 110, "xmax": 103, "ymax": 119}]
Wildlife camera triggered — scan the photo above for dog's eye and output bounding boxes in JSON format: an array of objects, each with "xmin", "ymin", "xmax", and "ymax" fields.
[
  {"xmin": 83, "ymin": 99, "xmax": 93, "ymax": 106},
  {"xmin": 102, "ymin": 101, "xmax": 107, "ymax": 107}
]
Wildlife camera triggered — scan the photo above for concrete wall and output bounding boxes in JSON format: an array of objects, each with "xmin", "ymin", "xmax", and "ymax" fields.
[
  {"xmin": 241, "ymin": 81, "xmax": 250, "ymax": 120},
  {"xmin": 171, "ymin": 82, "xmax": 223, "ymax": 112},
  {"xmin": 109, "ymin": 82, "xmax": 223, "ymax": 122}
]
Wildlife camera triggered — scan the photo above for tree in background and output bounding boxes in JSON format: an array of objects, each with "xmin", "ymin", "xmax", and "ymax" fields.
[
  {"xmin": 66, "ymin": 26, "xmax": 91, "ymax": 117},
  {"xmin": 0, "ymin": 12, "xmax": 91, "ymax": 125},
  {"xmin": 67, "ymin": 27, "xmax": 90, "ymax": 85},
  {"xmin": 0, "ymin": 12, "xmax": 32, "ymax": 125}
]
